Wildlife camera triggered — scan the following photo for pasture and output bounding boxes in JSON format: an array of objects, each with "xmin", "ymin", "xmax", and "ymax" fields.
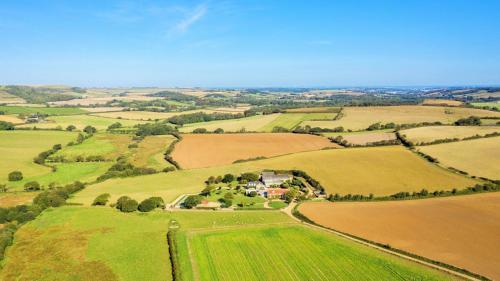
[
  {"xmin": 178, "ymin": 114, "xmax": 280, "ymax": 133},
  {"xmin": 401, "ymin": 125, "xmax": 500, "ymax": 144},
  {"xmin": 260, "ymin": 113, "xmax": 337, "ymax": 131},
  {"xmin": 418, "ymin": 137, "xmax": 500, "ymax": 179},
  {"xmin": 0, "ymin": 115, "xmax": 24, "ymax": 124},
  {"xmin": 129, "ymin": 135, "xmax": 176, "ymax": 169},
  {"xmin": 181, "ymin": 225, "xmax": 453, "ymax": 281},
  {"xmin": 17, "ymin": 114, "xmax": 149, "ymax": 130},
  {"xmin": 0, "ymin": 130, "xmax": 77, "ymax": 183},
  {"xmin": 285, "ymin": 107, "xmax": 340, "ymax": 113},
  {"xmin": 301, "ymin": 105, "xmax": 500, "ymax": 130},
  {"xmin": 92, "ymin": 110, "xmax": 222, "ymax": 121},
  {"xmin": 0, "ymin": 192, "xmax": 37, "ymax": 207},
  {"xmin": 171, "ymin": 133, "xmax": 339, "ymax": 169},
  {"xmin": 0, "ymin": 91, "xmax": 24, "ymax": 103},
  {"xmin": 422, "ymin": 99, "xmax": 463, "ymax": 106},
  {"xmin": 471, "ymin": 102, "xmax": 500, "ymax": 110},
  {"xmin": 0, "ymin": 206, "xmax": 171, "ymax": 281},
  {"xmin": 299, "ymin": 192, "xmax": 500, "ymax": 280},
  {"xmin": 322, "ymin": 130, "xmax": 396, "ymax": 145},
  {"xmin": 73, "ymin": 146, "xmax": 476, "ymax": 205},
  {"xmin": 0, "ymin": 105, "xmax": 86, "ymax": 115},
  {"xmin": 53, "ymin": 133, "xmax": 133, "ymax": 161}
]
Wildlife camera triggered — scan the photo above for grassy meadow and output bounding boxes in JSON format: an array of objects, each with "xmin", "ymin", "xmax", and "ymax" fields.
[
  {"xmin": 17, "ymin": 114, "xmax": 149, "ymax": 130},
  {"xmin": 260, "ymin": 112, "xmax": 337, "ymax": 131},
  {"xmin": 471, "ymin": 102, "xmax": 500, "ymax": 110},
  {"xmin": 72, "ymin": 146, "xmax": 476, "ymax": 205},
  {"xmin": 53, "ymin": 133, "xmax": 133, "ymax": 161},
  {"xmin": 401, "ymin": 126, "xmax": 500, "ymax": 144},
  {"xmin": 129, "ymin": 135, "xmax": 176, "ymax": 169},
  {"xmin": 301, "ymin": 105, "xmax": 500, "ymax": 130},
  {"xmin": 0, "ymin": 130, "xmax": 77, "ymax": 183},
  {"xmin": 418, "ymin": 137, "xmax": 500, "ymax": 179}
]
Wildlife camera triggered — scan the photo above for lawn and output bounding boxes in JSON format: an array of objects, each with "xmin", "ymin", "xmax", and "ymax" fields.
[
  {"xmin": 260, "ymin": 113, "xmax": 337, "ymax": 131},
  {"xmin": 52, "ymin": 133, "xmax": 133, "ymax": 161},
  {"xmin": 0, "ymin": 105, "xmax": 87, "ymax": 115},
  {"xmin": 401, "ymin": 125, "xmax": 500, "ymax": 144},
  {"xmin": 299, "ymin": 192, "xmax": 500, "ymax": 280},
  {"xmin": 301, "ymin": 105, "xmax": 500, "ymax": 131},
  {"xmin": 178, "ymin": 114, "xmax": 280, "ymax": 133},
  {"xmin": 181, "ymin": 225, "xmax": 454, "ymax": 281},
  {"xmin": 0, "ymin": 130, "xmax": 77, "ymax": 182},
  {"xmin": 129, "ymin": 135, "xmax": 176, "ymax": 170},
  {"xmin": 418, "ymin": 136, "xmax": 500, "ymax": 179},
  {"xmin": 17, "ymin": 114, "xmax": 149, "ymax": 131},
  {"xmin": 0, "ymin": 206, "xmax": 171, "ymax": 281},
  {"xmin": 72, "ymin": 146, "xmax": 476, "ymax": 205},
  {"xmin": 268, "ymin": 200, "xmax": 288, "ymax": 209},
  {"xmin": 203, "ymin": 189, "xmax": 265, "ymax": 206}
]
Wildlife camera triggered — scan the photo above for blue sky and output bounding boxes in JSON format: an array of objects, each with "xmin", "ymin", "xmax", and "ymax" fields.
[{"xmin": 1, "ymin": 0, "xmax": 499, "ymax": 87}]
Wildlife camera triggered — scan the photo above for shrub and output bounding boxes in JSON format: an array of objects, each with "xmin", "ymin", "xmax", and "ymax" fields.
[
  {"xmin": 192, "ymin": 128, "xmax": 208, "ymax": 134},
  {"xmin": 66, "ymin": 125, "xmax": 76, "ymax": 131},
  {"xmin": 138, "ymin": 198, "xmax": 156, "ymax": 212},
  {"xmin": 92, "ymin": 193, "xmax": 111, "ymax": 206},
  {"xmin": 33, "ymin": 191, "xmax": 65, "ymax": 208},
  {"xmin": 24, "ymin": 181, "xmax": 41, "ymax": 191},
  {"xmin": 120, "ymin": 199, "xmax": 138, "ymax": 212},
  {"xmin": 8, "ymin": 171, "xmax": 23, "ymax": 181},
  {"xmin": 162, "ymin": 167, "xmax": 175, "ymax": 173},
  {"xmin": 115, "ymin": 196, "xmax": 132, "ymax": 210},
  {"xmin": 214, "ymin": 128, "xmax": 224, "ymax": 134},
  {"xmin": 107, "ymin": 122, "xmax": 122, "ymax": 130},
  {"xmin": 83, "ymin": 125, "xmax": 97, "ymax": 134},
  {"xmin": 222, "ymin": 174, "xmax": 235, "ymax": 183},
  {"xmin": 239, "ymin": 172, "xmax": 259, "ymax": 182}
]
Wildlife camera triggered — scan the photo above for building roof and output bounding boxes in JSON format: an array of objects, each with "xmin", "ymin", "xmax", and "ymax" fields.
[
  {"xmin": 261, "ymin": 172, "xmax": 291, "ymax": 183},
  {"xmin": 267, "ymin": 188, "xmax": 288, "ymax": 196}
]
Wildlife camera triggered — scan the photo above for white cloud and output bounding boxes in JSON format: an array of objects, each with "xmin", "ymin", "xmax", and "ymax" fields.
[{"xmin": 172, "ymin": 4, "xmax": 207, "ymax": 33}]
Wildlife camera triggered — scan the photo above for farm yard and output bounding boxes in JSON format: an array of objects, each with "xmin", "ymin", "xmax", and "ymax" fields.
[
  {"xmin": 401, "ymin": 125, "xmax": 500, "ymax": 144},
  {"xmin": 299, "ymin": 192, "xmax": 500, "ymax": 280},
  {"xmin": 301, "ymin": 105, "xmax": 500, "ymax": 131},
  {"xmin": 418, "ymin": 137, "xmax": 500, "ymax": 179},
  {"xmin": 171, "ymin": 133, "xmax": 339, "ymax": 169}
]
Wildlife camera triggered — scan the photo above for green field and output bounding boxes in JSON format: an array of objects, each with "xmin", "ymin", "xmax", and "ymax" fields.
[
  {"xmin": 17, "ymin": 114, "xmax": 149, "ymax": 131},
  {"xmin": 0, "ymin": 207, "xmax": 171, "ymax": 281},
  {"xmin": 260, "ymin": 113, "xmax": 336, "ymax": 131},
  {"xmin": 0, "ymin": 105, "xmax": 87, "ymax": 115},
  {"xmin": 52, "ymin": 133, "xmax": 133, "ymax": 161},
  {"xmin": 471, "ymin": 102, "xmax": 500, "ymax": 110},
  {"xmin": 178, "ymin": 114, "xmax": 280, "ymax": 133},
  {"xmin": 6, "ymin": 162, "xmax": 112, "ymax": 191},
  {"xmin": 0, "ymin": 130, "xmax": 77, "ymax": 183},
  {"xmin": 180, "ymin": 225, "xmax": 454, "ymax": 281},
  {"xmin": 72, "ymin": 146, "xmax": 476, "ymax": 205},
  {"xmin": 268, "ymin": 200, "xmax": 288, "ymax": 209}
]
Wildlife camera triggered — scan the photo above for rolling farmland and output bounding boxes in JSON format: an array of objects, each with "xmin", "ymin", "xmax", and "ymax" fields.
[
  {"xmin": 301, "ymin": 105, "xmax": 500, "ymax": 130},
  {"xmin": 91, "ymin": 109, "xmax": 226, "ymax": 121},
  {"xmin": 171, "ymin": 133, "xmax": 339, "ymax": 169},
  {"xmin": 401, "ymin": 125, "xmax": 500, "ymax": 144},
  {"xmin": 178, "ymin": 114, "xmax": 280, "ymax": 133},
  {"xmin": 418, "ymin": 137, "xmax": 500, "ymax": 179},
  {"xmin": 0, "ymin": 115, "xmax": 24, "ymax": 124},
  {"xmin": 299, "ymin": 192, "xmax": 500, "ymax": 280},
  {"xmin": 0, "ymin": 105, "xmax": 87, "ymax": 115},
  {"xmin": 260, "ymin": 113, "xmax": 337, "ymax": 131},
  {"xmin": 322, "ymin": 130, "xmax": 396, "ymax": 145},
  {"xmin": 17, "ymin": 114, "xmax": 149, "ymax": 130}
]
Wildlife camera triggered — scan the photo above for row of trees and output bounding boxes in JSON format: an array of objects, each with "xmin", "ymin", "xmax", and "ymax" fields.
[
  {"xmin": 92, "ymin": 194, "xmax": 166, "ymax": 212},
  {"xmin": 167, "ymin": 112, "xmax": 244, "ymax": 126}
]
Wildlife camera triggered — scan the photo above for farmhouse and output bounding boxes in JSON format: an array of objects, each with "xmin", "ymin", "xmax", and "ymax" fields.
[
  {"xmin": 267, "ymin": 188, "xmax": 288, "ymax": 199},
  {"xmin": 261, "ymin": 171, "xmax": 292, "ymax": 187}
]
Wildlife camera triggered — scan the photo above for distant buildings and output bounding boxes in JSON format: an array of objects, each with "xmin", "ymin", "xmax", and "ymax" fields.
[{"xmin": 246, "ymin": 171, "xmax": 292, "ymax": 199}]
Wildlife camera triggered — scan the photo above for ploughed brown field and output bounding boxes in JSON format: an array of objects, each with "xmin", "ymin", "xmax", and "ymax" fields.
[
  {"xmin": 299, "ymin": 193, "xmax": 500, "ymax": 280},
  {"xmin": 171, "ymin": 133, "xmax": 340, "ymax": 169}
]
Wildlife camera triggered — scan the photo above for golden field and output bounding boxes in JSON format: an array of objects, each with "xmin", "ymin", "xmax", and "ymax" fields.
[
  {"xmin": 401, "ymin": 125, "xmax": 500, "ymax": 144},
  {"xmin": 418, "ymin": 137, "xmax": 500, "ymax": 179}
]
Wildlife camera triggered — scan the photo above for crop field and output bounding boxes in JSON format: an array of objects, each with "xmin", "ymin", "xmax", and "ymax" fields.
[
  {"xmin": 0, "ymin": 192, "xmax": 37, "ymax": 207},
  {"xmin": 6, "ymin": 162, "xmax": 112, "ymax": 191},
  {"xmin": 73, "ymin": 146, "xmax": 476, "ymax": 205},
  {"xmin": 17, "ymin": 114, "xmax": 149, "ymax": 130},
  {"xmin": 91, "ymin": 110, "xmax": 223, "ymax": 121},
  {"xmin": 285, "ymin": 107, "xmax": 340, "ymax": 113},
  {"xmin": 81, "ymin": 107, "xmax": 125, "ymax": 113},
  {"xmin": 0, "ymin": 114, "xmax": 24, "ymax": 124},
  {"xmin": 0, "ymin": 105, "xmax": 87, "ymax": 115},
  {"xmin": 0, "ymin": 130, "xmax": 77, "ymax": 183},
  {"xmin": 422, "ymin": 99, "xmax": 463, "ymax": 106},
  {"xmin": 178, "ymin": 114, "xmax": 281, "ymax": 133},
  {"xmin": 0, "ymin": 206, "xmax": 171, "ymax": 281},
  {"xmin": 49, "ymin": 95, "xmax": 158, "ymax": 106},
  {"xmin": 260, "ymin": 113, "xmax": 337, "ymax": 131},
  {"xmin": 53, "ymin": 133, "xmax": 133, "ymax": 161},
  {"xmin": 171, "ymin": 133, "xmax": 339, "ymax": 169},
  {"xmin": 129, "ymin": 135, "xmax": 176, "ymax": 169},
  {"xmin": 301, "ymin": 105, "xmax": 500, "ymax": 130},
  {"xmin": 180, "ymin": 225, "xmax": 453, "ymax": 281},
  {"xmin": 401, "ymin": 125, "xmax": 500, "ymax": 144},
  {"xmin": 418, "ymin": 137, "xmax": 500, "ymax": 179},
  {"xmin": 0, "ymin": 91, "xmax": 24, "ymax": 103},
  {"xmin": 322, "ymin": 130, "xmax": 396, "ymax": 145},
  {"xmin": 471, "ymin": 102, "xmax": 500, "ymax": 110},
  {"xmin": 299, "ymin": 192, "xmax": 500, "ymax": 280}
]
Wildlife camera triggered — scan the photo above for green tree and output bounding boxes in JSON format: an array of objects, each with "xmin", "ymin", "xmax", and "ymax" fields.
[
  {"xmin": 8, "ymin": 171, "xmax": 23, "ymax": 181},
  {"xmin": 213, "ymin": 128, "xmax": 224, "ymax": 134},
  {"xmin": 92, "ymin": 193, "xmax": 111, "ymax": 206},
  {"xmin": 240, "ymin": 172, "xmax": 259, "ymax": 182},
  {"xmin": 222, "ymin": 174, "xmax": 235, "ymax": 183},
  {"xmin": 120, "ymin": 199, "xmax": 138, "ymax": 212},
  {"xmin": 24, "ymin": 181, "xmax": 41, "ymax": 192},
  {"xmin": 138, "ymin": 198, "xmax": 156, "ymax": 212},
  {"xmin": 0, "ymin": 121, "xmax": 14, "ymax": 130},
  {"xmin": 183, "ymin": 195, "xmax": 203, "ymax": 209},
  {"xmin": 284, "ymin": 187, "xmax": 299, "ymax": 203},
  {"xmin": 224, "ymin": 192, "xmax": 234, "ymax": 200},
  {"xmin": 107, "ymin": 122, "xmax": 122, "ymax": 130},
  {"xmin": 66, "ymin": 125, "xmax": 76, "ymax": 131},
  {"xmin": 83, "ymin": 125, "xmax": 97, "ymax": 134}
]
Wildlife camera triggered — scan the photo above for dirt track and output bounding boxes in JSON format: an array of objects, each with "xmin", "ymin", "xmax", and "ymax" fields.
[{"xmin": 299, "ymin": 193, "xmax": 500, "ymax": 280}]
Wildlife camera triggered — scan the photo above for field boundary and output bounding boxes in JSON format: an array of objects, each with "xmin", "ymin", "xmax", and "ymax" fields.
[{"xmin": 288, "ymin": 203, "xmax": 489, "ymax": 281}]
